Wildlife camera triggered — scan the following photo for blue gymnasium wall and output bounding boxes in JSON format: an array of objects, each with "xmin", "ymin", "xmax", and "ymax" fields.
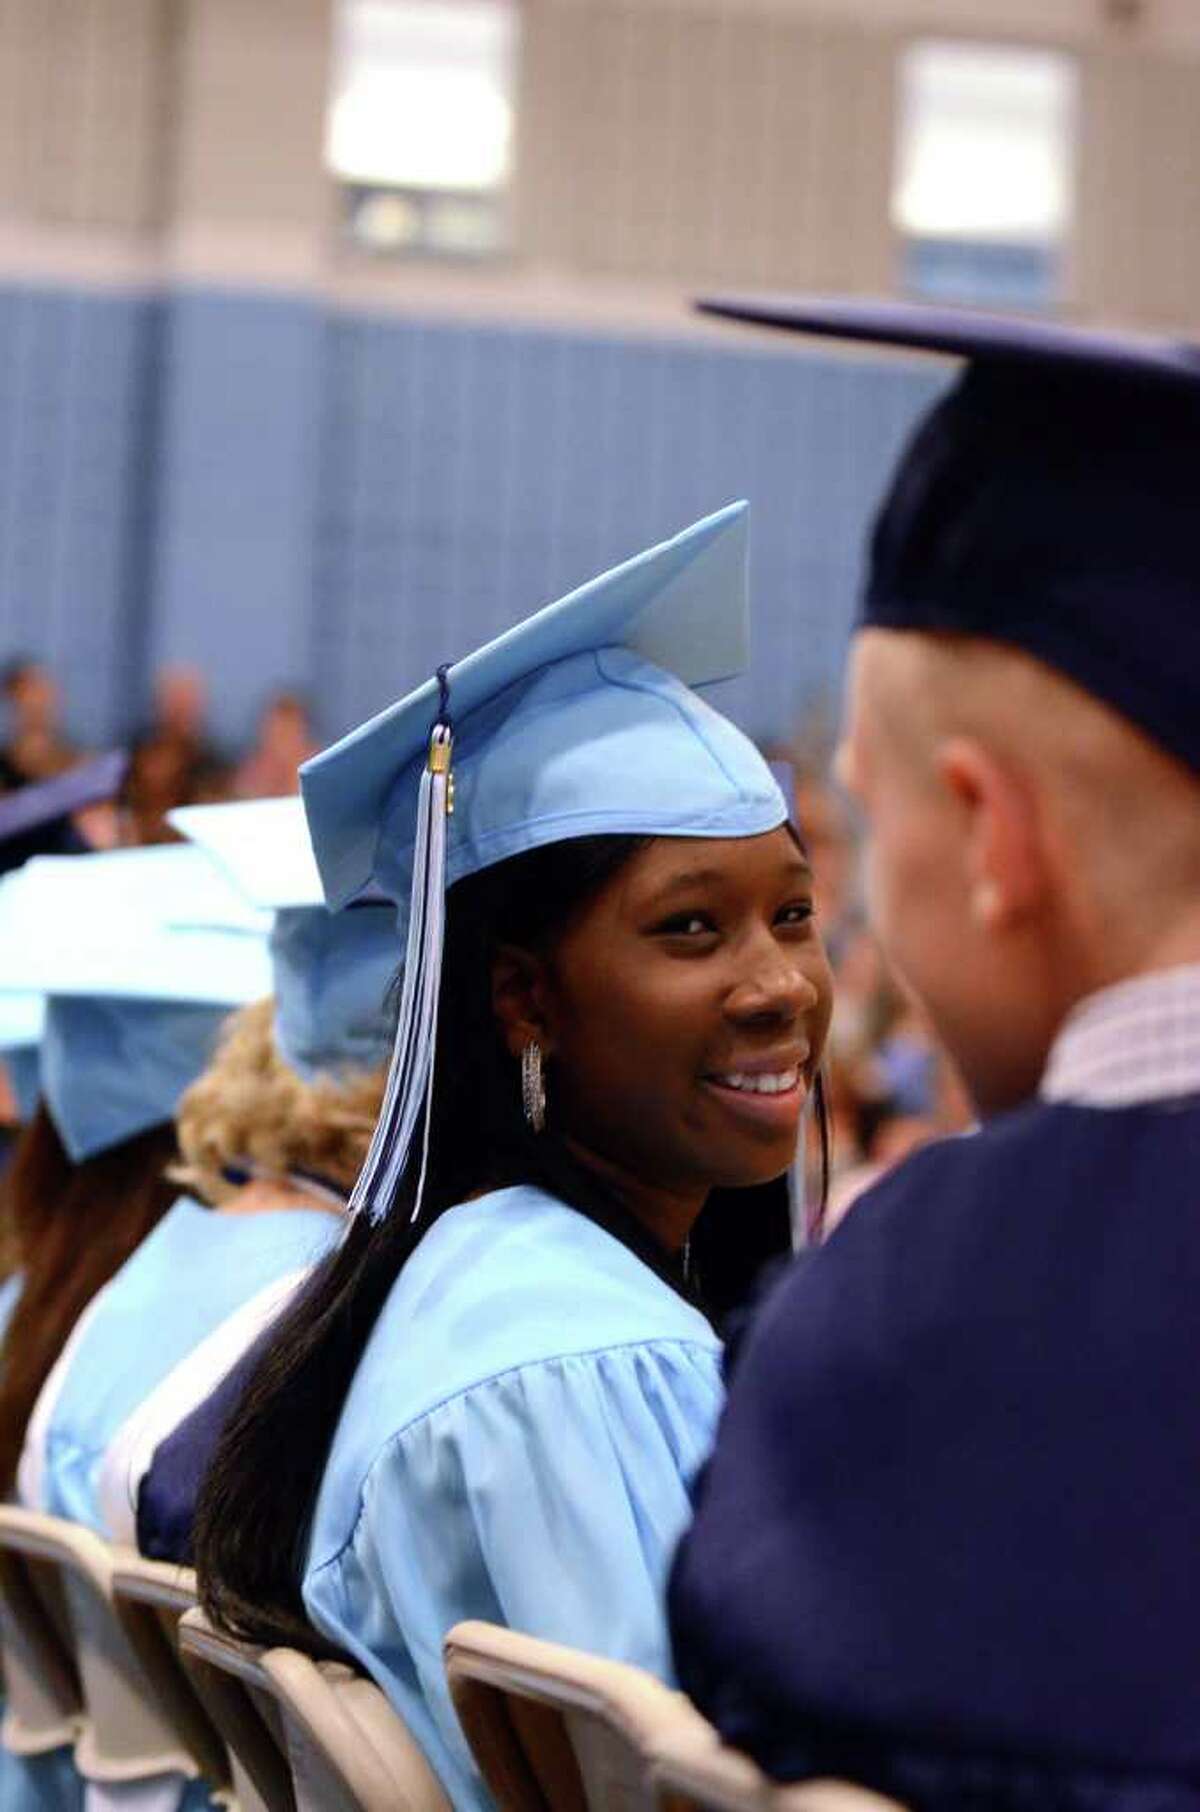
[
  {"xmin": 0, "ymin": 284, "xmax": 163, "ymax": 745},
  {"xmin": 0, "ymin": 280, "xmax": 946, "ymax": 753}
]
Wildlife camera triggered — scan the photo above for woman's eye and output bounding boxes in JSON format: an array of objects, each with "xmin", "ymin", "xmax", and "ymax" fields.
[
  {"xmin": 776, "ymin": 900, "xmax": 815, "ymax": 929},
  {"xmin": 654, "ymin": 912, "xmax": 717, "ymax": 938}
]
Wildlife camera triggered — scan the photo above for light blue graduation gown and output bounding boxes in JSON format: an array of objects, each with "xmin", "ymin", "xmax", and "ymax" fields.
[
  {"xmin": 0, "ymin": 1274, "xmax": 22, "ymax": 1344},
  {"xmin": 0, "ymin": 1274, "xmax": 83, "ymax": 1812},
  {"xmin": 304, "ymin": 1185, "xmax": 724, "ymax": 1812},
  {"xmin": 0, "ymin": 1277, "xmax": 84, "ymax": 1812},
  {"xmin": 22, "ymin": 1195, "xmax": 339, "ymax": 1535}
]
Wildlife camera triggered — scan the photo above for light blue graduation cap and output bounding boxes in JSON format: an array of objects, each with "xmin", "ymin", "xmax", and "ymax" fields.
[
  {"xmin": 0, "ymin": 988, "xmax": 45, "ymax": 1122},
  {"xmin": 169, "ymin": 797, "xmax": 323, "ymax": 911},
  {"xmin": 168, "ymin": 797, "xmax": 397, "ymax": 1087},
  {"xmin": 0, "ymin": 846, "xmax": 272, "ymax": 1160},
  {"xmin": 300, "ymin": 502, "xmax": 786, "ymax": 1225},
  {"xmin": 0, "ymin": 872, "xmax": 47, "ymax": 1121},
  {"xmin": 0, "ymin": 842, "xmax": 269, "ymax": 965}
]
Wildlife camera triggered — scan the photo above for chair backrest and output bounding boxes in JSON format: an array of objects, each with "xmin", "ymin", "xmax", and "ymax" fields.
[
  {"xmin": 651, "ymin": 1722, "xmax": 909, "ymax": 1812},
  {"xmin": 179, "ymin": 1607, "xmax": 449, "ymax": 1812},
  {"xmin": 178, "ymin": 1608, "xmax": 295, "ymax": 1812},
  {"xmin": 261, "ymin": 1648, "xmax": 450, "ymax": 1812},
  {"xmin": 0, "ymin": 1507, "xmax": 200, "ymax": 1785},
  {"xmin": 0, "ymin": 1506, "xmax": 84, "ymax": 1757},
  {"xmin": 443, "ymin": 1619, "xmax": 710, "ymax": 1812},
  {"xmin": 110, "ymin": 1550, "xmax": 232, "ymax": 1793}
]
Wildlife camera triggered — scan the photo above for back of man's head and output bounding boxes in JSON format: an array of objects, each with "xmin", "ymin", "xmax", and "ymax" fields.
[
  {"xmin": 732, "ymin": 304, "xmax": 1200, "ymax": 1118},
  {"xmin": 695, "ymin": 298, "xmax": 1200, "ymax": 1117},
  {"xmin": 839, "ymin": 629, "xmax": 1200, "ymax": 1116}
]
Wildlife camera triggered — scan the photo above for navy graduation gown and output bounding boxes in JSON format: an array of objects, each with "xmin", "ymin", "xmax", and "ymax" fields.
[
  {"xmin": 669, "ymin": 1097, "xmax": 1200, "ymax": 1810},
  {"xmin": 136, "ymin": 1341, "xmax": 262, "ymax": 1563}
]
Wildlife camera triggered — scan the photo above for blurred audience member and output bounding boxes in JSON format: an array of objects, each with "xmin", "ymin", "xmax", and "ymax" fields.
[
  {"xmin": 0, "ymin": 659, "xmax": 76, "ymax": 786},
  {"xmin": 789, "ymin": 760, "xmax": 973, "ymax": 1224},
  {"xmin": 125, "ymin": 665, "xmax": 231, "ymax": 842},
  {"xmin": 234, "ymin": 691, "xmax": 318, "ymax": 798},
  {"xmin": 793, "ymin": 768, "xmax": 858, "ymax": 960}
]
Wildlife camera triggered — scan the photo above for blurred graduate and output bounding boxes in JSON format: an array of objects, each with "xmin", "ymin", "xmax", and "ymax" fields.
[
  {"xmin": 0, "ymin": 846, "xmax": 266, "ymax": 1504},
  {"xmin": 0, "ymin": 757, "xmax": 125, "ymax": 1163},
  {"xmin": 0, "ymin": 823, "xmax": 396, "ymax": 1811},
  {"xmin": 4, "ymin": 823, "xmax": 391, "ymax": 1538},
  {"xmin": 0, "ymin": 843, "xmax": 264, "ymax": 1812},
  {"xmin": 98, "ymin": 796, "xmax": 399, "ymax": 1554}
]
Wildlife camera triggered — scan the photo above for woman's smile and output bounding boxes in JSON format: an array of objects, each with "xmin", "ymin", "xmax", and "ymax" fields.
[
  {"xmin": 700, "ymin": 1066, "xmax": 807, "ymax": 1129},
  {"xmin": 700, "ymin": 1045, "xmax": 810, "ymax": 1128}
]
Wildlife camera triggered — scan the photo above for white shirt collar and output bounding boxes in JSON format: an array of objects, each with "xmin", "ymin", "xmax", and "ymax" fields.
[{"xmin": 1039, "ymin": 963, "xmax": 1200, "ymax": 1107}]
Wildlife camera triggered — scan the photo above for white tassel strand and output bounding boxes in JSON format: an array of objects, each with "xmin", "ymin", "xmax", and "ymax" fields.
[{"xmin": 348, "ymin": 722, "xmax": 453, "ymax": 1227}]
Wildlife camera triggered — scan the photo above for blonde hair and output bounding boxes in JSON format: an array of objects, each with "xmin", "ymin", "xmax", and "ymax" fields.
[{"xmin": 173, "ymin": 999, "xmax": 385, "ymax": 1206}]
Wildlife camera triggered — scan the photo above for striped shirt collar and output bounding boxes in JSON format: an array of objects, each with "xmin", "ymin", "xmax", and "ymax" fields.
[{"xmin": 1039, "ymin": 963, "xmax": 1200, "ymax": 1107}]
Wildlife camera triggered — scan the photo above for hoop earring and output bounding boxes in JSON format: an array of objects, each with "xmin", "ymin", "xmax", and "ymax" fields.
[{"xmin": 521, "ymin": 1040, "xmax": 546, "ymax": 1133}]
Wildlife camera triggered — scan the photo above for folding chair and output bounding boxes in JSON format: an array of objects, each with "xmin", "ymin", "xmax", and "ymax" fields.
[
  {"xmin": 110, "ymin": 1551, "xmax": 233, "ymax": 1799},
  {"xmin": 0, "ymin": 1507, "xmax": 84, "ymax": 1760},
  {"xmin": 443, "ymin": 1618, "xmax": 710, "ymax": 1812},
  {"xmin": 651, "ymin": 1720, "xmax": 908, "ymax": 1812},
  {"xmin": 178, "ymin": 1605, "xmax": 449, "ymax": 1812},
  {"xmin": 0, "ymin": 1507, "xmax": 205, "ymax": 1793}
]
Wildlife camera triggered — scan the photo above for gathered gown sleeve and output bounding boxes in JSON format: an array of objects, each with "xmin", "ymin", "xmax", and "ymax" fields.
[{"xmin": 306, "ymin": 1336, "xmax": 723, "ymax": 1804}]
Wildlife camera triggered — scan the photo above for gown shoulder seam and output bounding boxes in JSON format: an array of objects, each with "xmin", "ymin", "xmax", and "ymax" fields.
[{"xmin": 308, "ymin": 1332, "xmax": 723, "ymax": 1577}]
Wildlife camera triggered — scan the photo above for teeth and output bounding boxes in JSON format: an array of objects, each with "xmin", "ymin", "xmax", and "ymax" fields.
[{"xmin": 712, "ymin": 1068, "xmax": 799, "ymax": 1096}]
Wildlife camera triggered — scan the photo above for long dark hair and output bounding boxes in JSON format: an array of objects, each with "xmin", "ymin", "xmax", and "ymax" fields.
[
  {"xmin": 195, "ymin": 835, "xmax": 828, "ymax": 1644},
  {"xmin": 0, "ymin": 1109, "xmax": 179, "ymax": 1494}
]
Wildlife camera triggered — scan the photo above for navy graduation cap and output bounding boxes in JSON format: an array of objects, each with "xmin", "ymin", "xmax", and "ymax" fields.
[
  {"xmin": 0, "ymin": 750, "xmax": 127, "ymax": 875},
  {"xmin": 698, "ymin": 294, "xmax": 1200, "ymax": 776},
  {"xmin": 697, "ymin": 294, "xmax": 1200, "ymax": 384}
]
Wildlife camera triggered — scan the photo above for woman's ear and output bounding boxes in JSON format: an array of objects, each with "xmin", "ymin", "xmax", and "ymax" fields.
[{"xmin": 491, "ymin": 944, "xmax": 555, "ymax": 1061}]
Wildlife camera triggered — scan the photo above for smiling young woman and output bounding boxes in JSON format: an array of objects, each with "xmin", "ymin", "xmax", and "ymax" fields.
[
  {"xmin": 508, "ymin": 826, "xmax": 832, "ymax": 1254},
  {"xmin": 191, "ymin": 505, "xmax": 834, "ymax": 1811}
]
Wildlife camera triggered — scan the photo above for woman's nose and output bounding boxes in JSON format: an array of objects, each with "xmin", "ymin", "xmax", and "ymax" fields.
[{"xmin": 725, "ymin": 945, "xmax": 820, "ymax": 1024}]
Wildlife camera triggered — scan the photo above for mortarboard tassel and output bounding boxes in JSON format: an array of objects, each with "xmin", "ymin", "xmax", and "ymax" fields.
[{"xmin": 348, "ymin": 686, "xmax": 454, "ymax": 1227}]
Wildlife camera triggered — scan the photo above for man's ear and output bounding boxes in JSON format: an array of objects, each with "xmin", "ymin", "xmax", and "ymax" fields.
[
  {"xmin": 936, "ymin": 736, "xmax": 1048, "ymax": 932},
  {"xmin": 491, "ymin": 944, "xmax": 555, "ymax": 1060}
]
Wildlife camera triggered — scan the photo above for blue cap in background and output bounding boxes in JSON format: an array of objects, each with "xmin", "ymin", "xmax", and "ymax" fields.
[
  {"xmin": 170, "ymin": 797, "xmax": 396, "ymax": 1086},
  {"xmin": 0, "ymin": 845, "xmax": 271, "ymax": 1160},
  {"xmin": 0, "ymin": 986, "xmax": 45, "ymax": 1124}
]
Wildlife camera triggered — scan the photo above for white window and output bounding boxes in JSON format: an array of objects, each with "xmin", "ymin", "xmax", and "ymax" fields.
[
  {"xmin": 893, "ymin": 40, "xmax": 1078, "ymax": 309},
  {"xmin": 327, "ymin": 0, "xmax": 518, "ymax": 257}
]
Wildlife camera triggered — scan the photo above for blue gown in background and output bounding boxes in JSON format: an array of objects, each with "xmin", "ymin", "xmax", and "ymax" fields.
[
  {"xmin": 303, "ymin": 1185, "xmax": 724, "ymax": 1812},
  {"xmin": 0, "ymin": 1278, "xmax": 82, "ymax": 1812},
  {"xmin": 4, "ymin": 1198, "xmax": 338, "ymax": 1812},
  {"xmin": 20, "ymin": 1195, "xmax": 339, "ymax": 1533},
  {"xmin": 0, "ymin": 1275, "xmax": 22, "ymax": 1342}
]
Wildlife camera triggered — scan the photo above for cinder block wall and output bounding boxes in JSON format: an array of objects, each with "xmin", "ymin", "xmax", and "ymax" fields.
[
  {"xmin": 0, "ymin": 0, "xmax": 1197, "ymax": 318},
  {"xmin": 0, "ymin": 0, "xmax": 1194, "ymax": 750},
  {"xmin": 0, "ymin": 275, "xmax": 944, "ymax": 751}
]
